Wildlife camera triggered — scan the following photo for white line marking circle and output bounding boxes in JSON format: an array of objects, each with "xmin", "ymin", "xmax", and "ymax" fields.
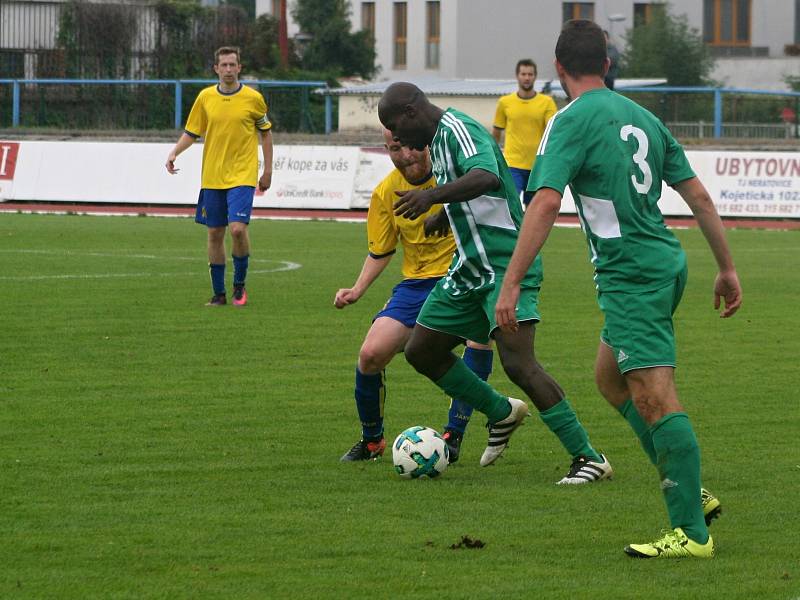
[{"xmin": 0, "ymin": 249, "xmax": 302, "ymax": 281}]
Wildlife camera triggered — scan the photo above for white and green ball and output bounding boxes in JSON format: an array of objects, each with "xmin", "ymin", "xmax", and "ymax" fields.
[{"xmin": 392, "ymin": 426, "xmax": 449, "ymax": 479}]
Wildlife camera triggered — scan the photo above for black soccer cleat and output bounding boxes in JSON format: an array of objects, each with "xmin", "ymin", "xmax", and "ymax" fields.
[
  {"xmin": 205, "ymin": 293, "xmax": 227, "ymax": 306},
  {"xmin": 442, "ymin": 429, "xmax": 464, "ymax": 464},
  {"xmin": 340, "ymin": 437, "xmax": 386, "ymax": 462}
]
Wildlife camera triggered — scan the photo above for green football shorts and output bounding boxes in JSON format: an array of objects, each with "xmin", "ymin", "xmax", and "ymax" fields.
[
  {"xmin": 598, "ymin": 266, "xmax": 688, "ymax": 373},
  {"xmin": 416, "ymin": 278, "xmax": 541, "ymax": 345}
]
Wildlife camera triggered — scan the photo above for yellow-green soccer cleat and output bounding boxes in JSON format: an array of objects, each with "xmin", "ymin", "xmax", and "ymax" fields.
[
  {"xmin": 701, "ymin": 487, "xmax": 722, "ymax": 526},
  {"xmin": 624, "ymin": 527, "xmax": 715, "ymax": 559}
]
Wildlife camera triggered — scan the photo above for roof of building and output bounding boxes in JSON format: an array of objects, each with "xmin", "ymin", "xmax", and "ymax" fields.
[{"xmin": 322, "ymin": 77, "xmax": 668, "ymax": 98}]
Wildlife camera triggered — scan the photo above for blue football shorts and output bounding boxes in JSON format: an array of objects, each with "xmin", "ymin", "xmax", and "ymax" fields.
[
  {"xmin": 509, "ymin": 167, "xmax": 533, "ymax": 207},
  {"xmin": 374, "ymin": 277, "xmax": 441, "ymax": 328},
  {"xmin": 195, "ymin": 186, "xmax": 255, "ymax": 227}
]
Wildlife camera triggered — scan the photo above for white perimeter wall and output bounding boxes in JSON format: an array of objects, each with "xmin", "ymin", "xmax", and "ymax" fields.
[{"xmin": 1, "ymin": 140, "xmax": 799, "ymax": 219}]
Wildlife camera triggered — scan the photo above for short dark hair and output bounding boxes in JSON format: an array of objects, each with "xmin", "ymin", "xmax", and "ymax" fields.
[
  {"xmin": 555, "ymin": 20, "xmax": 607, "ymax": 77},
  {"xmin": 516, "ymin": 58, "xmax": 537, "ymax": 76},
  {"xmin": 215, "ymin": 46, "xmax": 241, "ymax": 64}
]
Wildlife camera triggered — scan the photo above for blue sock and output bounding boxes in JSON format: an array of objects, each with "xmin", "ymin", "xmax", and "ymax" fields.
[
  {"xmin": 209, "ymin": 263, "xmax": 225, "ymax": 295},
  {"xmin": 445, "ymin": 347, "xmax": 493, "ymax": 434},
  {"xmin": 232, "ymin": 254, "xmax": 249, "ymax": 286},
  {"xmin": 355, "ymin": 368, "xmax": 385, "ymax": 440}
]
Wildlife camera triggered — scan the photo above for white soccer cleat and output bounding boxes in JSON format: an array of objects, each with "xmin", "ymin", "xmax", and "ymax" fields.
[
  {"xmin": 556, "ymin": 453, "xmax": 613, "ymax": 485},
  {"xmin": 479, "ymin": 397, "xmax": 530, "ymax": 466}
]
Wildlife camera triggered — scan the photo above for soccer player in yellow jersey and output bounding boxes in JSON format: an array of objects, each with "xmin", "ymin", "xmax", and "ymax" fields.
[
  {"xmin": 165, "ymin": 46, "xmax": 273, "ymax": 307},
  {"xmin": 492, "ymin": 59, "xmax": 557, "ymax": 207},
  {"xmin": 335, "ymin": 129, "xmax": 493, "ymax": 463}
]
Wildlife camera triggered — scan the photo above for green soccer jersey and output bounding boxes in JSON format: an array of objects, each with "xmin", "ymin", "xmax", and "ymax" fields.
[
  {"xmin": 528, "ymin": 88, "xmax": 695, "ymax": 293},
  {"xmin": 430, "ymin": 108, "xmax": 542, "ymax": 294}
]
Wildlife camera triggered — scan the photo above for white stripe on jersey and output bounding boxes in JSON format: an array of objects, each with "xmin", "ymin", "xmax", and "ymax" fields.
[
  {"xmin": 442, "ymin": 113, "xmax": 477, "ymax": 158},
  {"xmin": 537, "ymin": 98, "xmax": 578, "ymax": 155},
  {"xmin": 444, "ymin": 204, "xmax": 482, "ymax": 294},
  {"xmin": 461, "ymin": 202, "xmax": 495, "ymax": 289}
]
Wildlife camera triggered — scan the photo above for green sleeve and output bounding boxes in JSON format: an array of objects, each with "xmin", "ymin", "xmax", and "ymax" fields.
[
  {"xmin": 526, "ymin": 111, "xmax": 585, "ymax": 194},
  {"xmin": 445, "ymin": 116, "xmax": 500, "ymax": 178},
  {"xmin": 660, "ymin": 121, "xmax": 695, "ymax": 185}
]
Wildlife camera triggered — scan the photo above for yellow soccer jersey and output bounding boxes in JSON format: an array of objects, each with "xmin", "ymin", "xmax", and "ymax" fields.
[
  {"xmin": 184, "ymin": 84, "xmax": 272, "ymax": 189},
  {"xmin": 367, "ymin": 169, "xmax": 456, "ymax": 280},
  {"xmin": 493, "ymin": 92, "xmax": 557, "ymax": 170}
]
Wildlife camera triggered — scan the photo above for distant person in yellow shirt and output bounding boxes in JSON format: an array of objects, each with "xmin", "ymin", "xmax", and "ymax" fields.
[
  {"xmin": 492, "ymin": 59, "xmax": 557, "ymax": 207},
  {"xmin": 165, "ymin": 46, "xmax": 273, "ymax": 307},
  {"xmin": 334, "ymin": 129, "xmax": 493, "ymax": 464}
]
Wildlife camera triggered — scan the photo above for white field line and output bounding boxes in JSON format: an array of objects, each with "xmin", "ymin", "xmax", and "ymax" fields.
[{"xmin": 0, "ymin": 249, "xmax": 301, "ymax": 281}]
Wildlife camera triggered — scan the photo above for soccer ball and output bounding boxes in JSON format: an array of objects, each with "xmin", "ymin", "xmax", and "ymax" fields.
[{"xmin": 392, "ymin": 426, "xmax": 449, "ymax": 479}]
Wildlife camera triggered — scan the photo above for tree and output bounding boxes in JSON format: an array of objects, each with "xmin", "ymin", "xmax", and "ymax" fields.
[
  {"xmin": 621, "ymin": 4, "xmax": 714, "ymax": 86},
  {"xmin": 291, "ymin": 0, "xmax": 376, "ymax": 79},
  {"xmin": 247, "ymin": 14, "xmax": 285, "ymax": 72}
]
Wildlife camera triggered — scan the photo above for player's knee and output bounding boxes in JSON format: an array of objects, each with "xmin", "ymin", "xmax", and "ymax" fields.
[
  {"xmin": 208, "ymin": 227, "xmax": 226, "ymax": 243},
  {"xmin": 595, "ymin": 374, "xmax": 626, "ymax": 404},
  {"xmin": 403, "ymin": 337, "xmax": 432, "ymax": 374},
  {"xmin": 500, "ymin": 354, "xmax": 538, "ymax": 387},
  {"xmin": 358, "ymin": 344, "xmax": 392, "ymax": 374},
  {"xmin": 229, "ymin": 222, "xmax": 247, "ymax": 238}
]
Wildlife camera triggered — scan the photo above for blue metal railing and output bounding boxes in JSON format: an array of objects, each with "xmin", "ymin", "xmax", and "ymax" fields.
[
  {"xmin": 0, "ymin": 78, "xmax": 332, "ymax": 133},
  {"xmin": 2, "ymin": 81, "xmax": 797, "ymax": 137},
  {"xmin": 619, "ymin": 86, "xmax": 800, "ymax": 138}
]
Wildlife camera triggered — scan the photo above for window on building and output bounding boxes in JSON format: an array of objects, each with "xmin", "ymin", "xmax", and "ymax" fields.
[
  {"xmin": 0, "ymin": 51, "xmax": 24, "ymax": 79},
  {"xmin": 394, "ymin": 2, "xmax": 407, "ymax": 69},
  {"xmin": 703, "ymin": 0, "xmax": 751, "ymax": 46},
  {"xmin": 563, "ymin": 2, "xmax": 595, "ymax": 21},
  {"xmin": 426, "ymin": 1, "xmax": 440, "ymax": 69},
  {"xmin": 361, "ymin": 2, "xmax": 376, "ymax": 41},
  {"xmin": 633, "ymin": 3, "xmax": 665, "ymax": 27}
]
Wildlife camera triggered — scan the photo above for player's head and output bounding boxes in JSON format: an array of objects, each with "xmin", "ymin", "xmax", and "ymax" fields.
[
  {"xmin": 555, "ymin": 20, "xmax": 608, "ymax": 78},
  {"xmin": 378, "ymin": 82, "xmax": 439, "ymax": 151},
  {"xmin": 515, "ymin": 59, "xmax": 537, "ymax": 92},
  {"xmin": 383, "ymin": 128, "xmax": 430, "ymax": 180},
  {"xmin": 214, "ymin": 46, "xmax": 242, "ymax": 85}
]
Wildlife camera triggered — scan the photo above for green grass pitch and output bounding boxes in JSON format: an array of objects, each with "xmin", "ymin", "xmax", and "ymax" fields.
[{"xmin": 1, "ymin": 213, "xmax": 798, "ymax": 599}]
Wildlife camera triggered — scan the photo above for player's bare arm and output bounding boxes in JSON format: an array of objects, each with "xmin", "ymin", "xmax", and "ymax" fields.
[
  {"xmin": 165, "ymin": 133, "xmax": 196, "ymax": 174},
  {"xmin": 393, "ymin": 168, "xmax": 499, "ymax": 220},
  {"xmin": 673, "ymin": 177, "xmax": 742, "ymax": 318},
  {"xmin": 423, "ymin": 209, "xmax": 450, "ymax": 237},
  {"xmin": 334, "ymin": 254, "xmax": 393, "ymax": 309},
  {"xmin": 259, "ymin": 129, "xmax": 274, "ymax": 192},
  {"xmin": 491, "ymin": 126, "xmax": 503, "ymax": 146},
  {"xmin": 495, "ymin": 187, "xmax": 562, "ymax": 332}
]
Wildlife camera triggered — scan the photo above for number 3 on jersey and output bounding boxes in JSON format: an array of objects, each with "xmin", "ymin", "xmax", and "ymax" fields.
[{"xmin": 620, "ymin": 125, "xmax": 653, "ymax": 194}]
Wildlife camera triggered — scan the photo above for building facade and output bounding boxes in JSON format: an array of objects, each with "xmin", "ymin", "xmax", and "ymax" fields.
[{"xmin": 340, "ymin": 0, "xmax": 800, "ymax": 89}]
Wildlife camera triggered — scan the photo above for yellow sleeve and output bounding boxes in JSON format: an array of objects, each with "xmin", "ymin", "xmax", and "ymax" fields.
[
  {"xmin": 184, "ymin": 92, "xmax": 207, "ymax": 138},
  {"xmin": 254, "ymin": 92, "xmax": 272, "ymax": 131},
  {"xmin": 543, "ymin": 96, "xmax": 557, "ymax": 124},
  {"xmin": 493, "ymin": 97, "xmax": 507, "ymax": 129},
  {"xmin": 366, "ymin": 179, "xmax": 398, "ymax": 258}
]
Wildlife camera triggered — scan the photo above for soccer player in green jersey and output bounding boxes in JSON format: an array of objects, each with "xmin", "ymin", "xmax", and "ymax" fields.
[
  {"xmin": 496, "ymin": 20, "xmax": 742, "ymax": 558},
  {"xmin": 378, "ymin": 82, "xmax": 612, "ymax": 482}
]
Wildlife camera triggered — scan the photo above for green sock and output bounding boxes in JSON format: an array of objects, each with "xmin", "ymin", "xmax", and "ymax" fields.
[
  {"xmin": 618, "ymin": 398, "xmax": 657, "ymax": 465},
  {"xmin": 539, "ymin": 398, "xmax": 602, "ymax": 462},
  {"xmin": 435, "ymin": 359, "xmax": 510, "ymax": 423},
  {"xmin": 651, "ymin": 412, "xmax": 708, "ymax": 544}
]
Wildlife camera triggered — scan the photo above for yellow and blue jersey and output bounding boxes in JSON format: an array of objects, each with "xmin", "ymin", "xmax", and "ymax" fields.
[
  {"xmin": 368, "ymin": 168, "xmax": 456, "ymax": 280},
  {"xmin": 493, "ymin": 92, "xmax": 557, "ymax": 170},
  {"xmin": 184, "ymin": 83, "xmax": 271, "ymax": 189}
]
